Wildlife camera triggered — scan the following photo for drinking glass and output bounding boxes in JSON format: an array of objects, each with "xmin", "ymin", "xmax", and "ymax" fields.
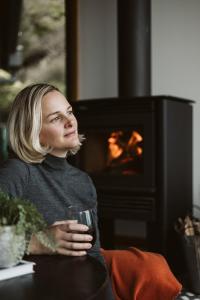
[{"xmin": 66, "ymin": 206, "xmax": 96, "ymax": 246}]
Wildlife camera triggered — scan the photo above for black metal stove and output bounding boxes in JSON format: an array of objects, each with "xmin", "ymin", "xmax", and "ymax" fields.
[{"xmin": 70, "ymin": 95, "xmax": 193, "ymax": 271}]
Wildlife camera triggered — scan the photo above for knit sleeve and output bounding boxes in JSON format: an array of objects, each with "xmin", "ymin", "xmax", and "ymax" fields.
[{"xmin": 0, "ymin": 158, "xmax": 29, "ymax": 198}]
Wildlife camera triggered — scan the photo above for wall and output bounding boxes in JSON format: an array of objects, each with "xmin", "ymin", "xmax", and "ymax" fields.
[
  {"xmin": 78, "ymin": 0, "xmax": 117, "ymax": 99},
  {"xmin": 77, "ymin": 0, "xmax": 200, "ymax": 217},
  {"xmin": 151, "ymin": 0, "xmax": 200, "ymax": 217}
]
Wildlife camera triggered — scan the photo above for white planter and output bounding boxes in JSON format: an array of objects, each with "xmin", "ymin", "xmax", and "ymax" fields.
[{"xmin": 0, "ymin": 226, "xmax": 26, "ymax": 268}]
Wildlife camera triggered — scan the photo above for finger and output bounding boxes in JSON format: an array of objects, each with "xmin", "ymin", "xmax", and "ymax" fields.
[
  {"xmin": 51, "ymin": 220, "xmax": 77, "ymax": 227},
  {"xmin": 57, "ymin": 222, "xmax": 89, "ymax": 233},
  {"xmin": 56, "ymin": 248, "xmax": 87, "ymax": 256},
  {"xmin": 67, "ymin": 223, "xmax": 89, "ymax": 232},
  {"xmin": 66, "ymin": 232, "xmax": 93, "ymax": 242},
  {"xmin": 58, "ymin": 240, "xmax": 92, "ymax": 250}
]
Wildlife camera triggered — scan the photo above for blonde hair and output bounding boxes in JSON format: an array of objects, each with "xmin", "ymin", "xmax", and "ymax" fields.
[{"xmin": 7, "ymin": 83, "xmax": 83, "ymax": 163}]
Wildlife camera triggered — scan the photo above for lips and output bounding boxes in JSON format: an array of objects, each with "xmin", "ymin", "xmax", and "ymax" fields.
[{"xmin": 64, "ymin": 130, "xmax": 76, "ymax": 137}]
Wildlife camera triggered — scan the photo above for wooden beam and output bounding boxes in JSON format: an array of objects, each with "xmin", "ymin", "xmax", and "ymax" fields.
[
  {"xmin": 65, "ymin": 0, "xmax": 79, "ymax": 101},
  {"xmin": 0, "ymin": 0, "xmax": 22, "ymax": 70}
]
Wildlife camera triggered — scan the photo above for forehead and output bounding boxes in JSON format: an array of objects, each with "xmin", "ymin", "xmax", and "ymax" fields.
[{"xmin": 41, "ymin": 91, "xmax": 70, "ymax": 114}]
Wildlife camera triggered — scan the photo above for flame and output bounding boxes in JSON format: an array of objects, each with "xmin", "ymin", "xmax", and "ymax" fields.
[
  {"xmin": 127, "ymin": 131, "xmax": 143, "ymax": 155},
  {"xmin": 136, "ymin": 147, "xmax": 143, "ymax": 155},
  {"xmin": 128, "ymin": 131, "xmax": 143, "ymax": 145},
  {"xmin": 108, "ymin": 131, "xmax": 123, "ymax": 159},
  {"xmin": 107, "ymin": 130, "xmax": 143, "ymax": 168}
]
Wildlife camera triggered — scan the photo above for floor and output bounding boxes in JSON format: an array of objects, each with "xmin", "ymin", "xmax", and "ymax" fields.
[{"xmin": 176, "ymin": 289, "xmax": 200, "ymax": 300}]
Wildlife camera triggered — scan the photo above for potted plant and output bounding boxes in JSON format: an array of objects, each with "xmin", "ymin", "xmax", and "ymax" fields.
[{"xmin": 0, "ymin": 189, "xmax": 55, "ymax": 268}]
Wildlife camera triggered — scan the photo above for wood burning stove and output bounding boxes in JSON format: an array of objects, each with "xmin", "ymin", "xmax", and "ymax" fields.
[{"xmin": 70, "ymin": 95, "xmax": 193, "ymax": 269}]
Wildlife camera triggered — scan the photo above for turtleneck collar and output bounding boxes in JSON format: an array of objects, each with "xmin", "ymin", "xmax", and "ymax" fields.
[{"xmin": 43, "ymin": 154, "xmax": 69, "ymax": 170}]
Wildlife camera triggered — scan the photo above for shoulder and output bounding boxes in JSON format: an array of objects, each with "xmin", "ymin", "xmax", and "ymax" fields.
[
  {"xmin": 0, "ymin": 158, "xmax": 30, "ymax": 176},
  {"xmin": 68, "ymin": 163, "xmax": 94, "ymax": 184},
  {"xmin": 67, "ymin": 163, "xmax": 97, "ymax": 199},
  {"xmin": 0, "ymin": 158, "xmax": 30, "ymax": 197}
]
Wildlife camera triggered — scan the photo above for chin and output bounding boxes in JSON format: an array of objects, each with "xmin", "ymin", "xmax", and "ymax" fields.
[
  {"xmin": 70, "ymin": 141, "xmax": 80, "ymax": 149},
  {"xmin": 70, "ymin": 136, "xmax": 80, "ymax": 146}
]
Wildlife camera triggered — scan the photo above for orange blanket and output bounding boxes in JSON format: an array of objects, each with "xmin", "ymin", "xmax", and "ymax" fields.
[{"xmin": 101, "ymin": 247, "xmax": 182, "ymax": 300}]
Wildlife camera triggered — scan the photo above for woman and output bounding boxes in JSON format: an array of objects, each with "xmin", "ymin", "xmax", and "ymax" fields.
[
  {"xmin": 0, "ymin": 83, "xmax": 102, "ymax": 260},
  {"xmin": 0, "ymin": 83, "xmax": 182, "ymax": 300}
]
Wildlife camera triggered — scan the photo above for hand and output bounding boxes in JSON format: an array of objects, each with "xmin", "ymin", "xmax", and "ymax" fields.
[{"xmin": 28, "ymin": 220, "xmax": 93, "ymax": 256}]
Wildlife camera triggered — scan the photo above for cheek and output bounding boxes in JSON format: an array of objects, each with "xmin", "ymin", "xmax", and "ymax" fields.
[
  {"xmin": 39, "ymin": 130, "xmax": 48, "ymax": 145},
  {"xmin": 39, "ymin": 127, "xmax": 58, "ymax": 145},
  {"xmin": 74, "ymin": 117, "xmax": 78, "ymax": 128},
  {"xmin": 70, "ymin": 114, "xmax": 77, "ymax": 127}
]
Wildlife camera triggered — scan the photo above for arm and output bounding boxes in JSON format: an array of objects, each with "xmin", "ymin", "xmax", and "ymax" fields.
[
  {"xmin": 0, "ymin": 160, "xmax": 93, "ymax": 256},
  {"xmin": 28, "ymin": 212, "xmax": 105, "ymax": 264}
]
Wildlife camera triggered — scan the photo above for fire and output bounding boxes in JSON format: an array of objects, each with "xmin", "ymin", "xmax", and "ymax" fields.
[
  {"xmin": 107, "ymin": 130, "xmax": 143, "ymax": 173},
  {"xmin": 108, "ymin": 131, "xmax": 123, "ymax": 159}
]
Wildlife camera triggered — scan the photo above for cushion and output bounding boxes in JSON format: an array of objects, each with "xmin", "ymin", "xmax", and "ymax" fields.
[{"xmin": 101, "ymin": 247, "xmax": 182, "ymax": 300}]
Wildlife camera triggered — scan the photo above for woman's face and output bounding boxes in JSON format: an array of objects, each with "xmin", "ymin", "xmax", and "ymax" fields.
[{"xmin": 39, "ymin": 90, "xmax": 80, "ymax": 157}]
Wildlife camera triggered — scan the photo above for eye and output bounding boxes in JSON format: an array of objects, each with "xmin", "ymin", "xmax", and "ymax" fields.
[
  {"xmin": 68, "ymin": 110, "xmax": 73, "ymax": 115},
  {"xmin": 50, "ymin": 116, "xmax": 62, "ymax": 123}
]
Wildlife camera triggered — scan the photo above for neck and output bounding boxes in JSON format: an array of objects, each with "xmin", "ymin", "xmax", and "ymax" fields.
[
  {"xmin": 49, "ymin": 150, "xmax": 68, "ymax": 158},
  {"xmin": 44, "ymin": 153, "xmax": 69, "ymax": 170}
]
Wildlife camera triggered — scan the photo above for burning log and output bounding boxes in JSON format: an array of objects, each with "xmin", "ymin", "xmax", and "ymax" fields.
[{"xmin": 107, "ymin": 130, "xmax": 143, "ymax": 175}]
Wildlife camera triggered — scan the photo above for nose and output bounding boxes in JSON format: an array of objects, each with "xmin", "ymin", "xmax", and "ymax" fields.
[{"xmin": 63, "ymin": 114, "xmax": 73, "ymax": 128}]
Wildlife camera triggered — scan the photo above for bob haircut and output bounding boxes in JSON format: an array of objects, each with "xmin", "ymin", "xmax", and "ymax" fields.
[{"xmin": 7, "ymin": 83, "xmax": 84, "ymax": 163}]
